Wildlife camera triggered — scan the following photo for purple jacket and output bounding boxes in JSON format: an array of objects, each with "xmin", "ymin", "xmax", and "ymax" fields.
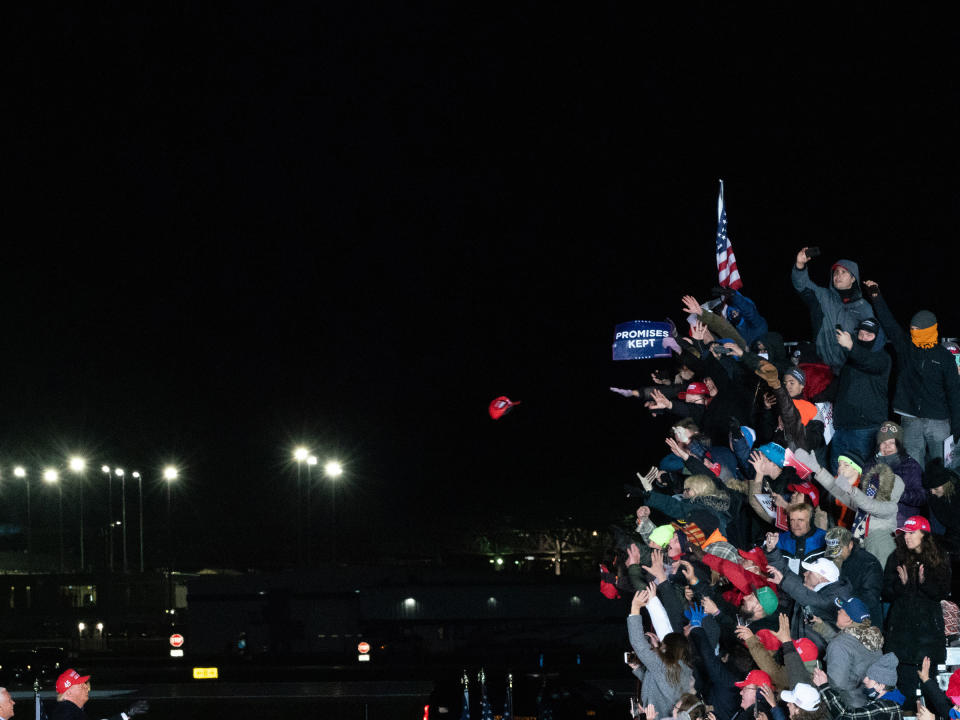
[{"xmin": 864, "ymin": 454, "xmax": 925, "ymax": 526}]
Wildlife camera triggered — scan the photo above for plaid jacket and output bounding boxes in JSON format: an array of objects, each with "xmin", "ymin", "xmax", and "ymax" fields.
[{"xmin": 819, "ymin": 684, "xmax": 903, "ymax": 720}]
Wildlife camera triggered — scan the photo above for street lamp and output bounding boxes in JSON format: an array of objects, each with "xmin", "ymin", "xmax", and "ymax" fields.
[
  {"xmin": 115, "ymin": 468, "xmax": 127, "ymax": 572},
  {"xmin": 44, "ymin": 469, "xmax": 63, "ymax": 573},
  {"xmin": 163, "ymin": 466, "xmax": 178, "ymax": 613},
  {"xmin": 69, "ymin": 456, "xmax": 86, "ymax": 570},
  {"xmin": 306, "ymin": 455, "xmax": 317, "ymax": 566},
  {"xmin": 14, "ymin": 467, "xmax": 29, "ymax": 554},
  {"xmin": 102, "ymin": 465, "xmax": 114, "ymax": 571},
  {"xmin": 293, "ymin": 447, "xmax": 308, "ymax": 566},
  {"xmin": 133, "ymin": 472, "xmax": 143, "ymax": 572},
  {"xmin": 324, "ymin": 460, "xmax": 344, "ymax": 563}
]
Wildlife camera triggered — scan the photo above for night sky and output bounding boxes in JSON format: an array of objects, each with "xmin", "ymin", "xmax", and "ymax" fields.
[{"xmin": 3, "ymin": 6, "xmax": 958, "ymax": 569}]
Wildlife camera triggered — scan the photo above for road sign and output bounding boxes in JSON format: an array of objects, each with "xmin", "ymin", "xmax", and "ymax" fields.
[
  {"xmin": 170, "ymin": 633, "xmax": 185, "ymax": 648},
  {"xmin": 357, "ymin": 641, "xmax": 370, "ymax": 654}
]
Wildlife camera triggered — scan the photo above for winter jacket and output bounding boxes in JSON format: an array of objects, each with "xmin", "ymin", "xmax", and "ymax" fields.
[
  {"xmin": 820, "ymin": 622, "xmax": 884, "ymax": 709},
  {"xmin": 780, "ymin": 570, "xmax": 854, "ymax": 649},
  {"xmin": 791, "ymin": 259, "xmax": 877, "ymax": 373},
  {"xmin": 818, "ymin": 684, "xmax": 904, "ymax": 720},
  {"xmin": 872, "ymin": 292, "xmax": 960, "ymax": 432},
  {"xmin": 927, "ymin": 492, "xmax": 960, "ymax": 555},
  {"xmin": 882, "ymin": 550, "xmax": 951, "ymax": 664},
  {"xmin": 814, "ymin": 465, "xmax": 903, "ymax": 568},
  {"xmin": 644, "ymin": 489, "xmax": 733, "ymax": 537},
  {"xmin": 833, "ymin": 336, "xmax": 891, "ymax": 430},
  {"xmin": 836, "ymin": 543, "xmax": 884, "ymax": 629},
  {"xmin": 627, "ymin": 613, "xmax": 694, "ymax": 718},
  {"xmin": 771, "ymin": 526, "xmax": 828, "ymax": 565},
  {"xmin": 722, "ymin": 291, "xmax": 769, "ymax": 348},
  {"xmin": 864, "ymin": 453, "xmax": 925, "ymax": 526}
]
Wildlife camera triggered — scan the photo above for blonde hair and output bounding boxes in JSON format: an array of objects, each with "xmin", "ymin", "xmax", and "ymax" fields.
[{"xmin": 684, "ymin": 474, "xmax": 722, "ymax": 499}]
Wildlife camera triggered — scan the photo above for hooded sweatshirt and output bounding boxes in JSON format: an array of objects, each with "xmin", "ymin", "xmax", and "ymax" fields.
[{"xmin": 791, "ymin": 259, "xmax": 879, "ymax": 373}]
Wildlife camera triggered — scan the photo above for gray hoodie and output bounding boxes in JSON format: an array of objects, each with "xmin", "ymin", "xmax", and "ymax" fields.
[{"xmin": 791, "ymin": 258, "xmax": 876, "ymax": 372}]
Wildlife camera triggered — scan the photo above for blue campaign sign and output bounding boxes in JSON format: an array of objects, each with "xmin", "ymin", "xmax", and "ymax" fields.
[{"xmin": 612, "ymin": 321, "xmax": 674, "ymax": 360}]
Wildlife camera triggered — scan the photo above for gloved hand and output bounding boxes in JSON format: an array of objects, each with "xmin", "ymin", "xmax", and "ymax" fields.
[
  {"xmin": 684, "ymin": 603, "xmax": 706, "ymax": 628},
  {"xmin": 792, "ymin": 448, "xmax": 821, "ymax": 474},
  {"xmin": 126, "ymin": 700, "xmax": 149, "ymax": 717},
  {"xmin": 755, "ymin": 360, "xmax": 781, "ymax": 390}
]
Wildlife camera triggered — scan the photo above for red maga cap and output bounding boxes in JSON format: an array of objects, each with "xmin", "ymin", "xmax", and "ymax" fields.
[{"xmin": 896, "ymin": 515, "xmax": 931, "ymax": 534}]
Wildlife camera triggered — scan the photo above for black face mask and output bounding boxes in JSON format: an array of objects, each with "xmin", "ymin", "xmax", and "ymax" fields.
[
  {"xmin": 856, "ymin": 336, "xmax": 874, "ymax": 349},
  {"xmin": 862, "ymin": 687, "xmax": 880, "ymax": 701}
]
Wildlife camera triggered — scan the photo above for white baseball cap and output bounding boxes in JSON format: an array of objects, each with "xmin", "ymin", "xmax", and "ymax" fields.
[
  {"xmin": 781, "ymin": 683, "xmax": 820, "ymax": 711},
  {"xmin": 800, "ymin": 557, "xmax": 839, "ymax": 583}
]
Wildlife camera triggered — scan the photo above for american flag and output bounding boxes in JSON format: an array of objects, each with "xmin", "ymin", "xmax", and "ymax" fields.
[
  {"xmin": 479, "ymin": 675, "xmax": 494, "ymax": 720},
  {"xmin": 715, "ymin": 179, "xmax": 743, "ymax": 290}
]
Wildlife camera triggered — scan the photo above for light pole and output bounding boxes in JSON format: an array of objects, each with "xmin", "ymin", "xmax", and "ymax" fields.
[
  {"xmin": 14, "ymin": 467, "xmax": 29, "ymax": 554},
  {"xmin": 306, "ymin": 455, "xmax": 317, "ymax": 566},
  {"xmin": 44, "ymin": 469, "xmax": 63, "ymax": 573},
  {"xmin": 69, "ymin": 457, "xmax": 86, "ymax": 570},
  {"xmin": 115, "ymin": 468, "xmax": 127, "ymax": 572},
  {"xmin": 133, "ymin": 472, "xmax": 143, "ymax": 572},
  {"xmin": 102, "ymin": 465, "xmax": 113, "ymax": 571},
  {"xmin": 293, "ymin": 447, "xmax": 308, "ymax": 565},
  {"xmin": 324, "ymin": 460, "xmax": 343, "ymax": 563},
  {"xmin": 163, "ymin": 466, "xmax": 178, "ymax": 613}
]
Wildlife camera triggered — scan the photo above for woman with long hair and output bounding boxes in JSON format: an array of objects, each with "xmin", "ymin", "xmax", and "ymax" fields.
[
  {"xmin": 628, "ymin": 583, "xmax": 694, "ymax": 719},
  {"xmin": 882, "ymin": 516, "xmax": 951, "ymax": 712}
]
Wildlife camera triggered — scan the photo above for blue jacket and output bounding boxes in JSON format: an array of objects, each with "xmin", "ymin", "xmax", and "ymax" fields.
[{"xmin": 722, "ymin": 291, "xmax": 769, "ymax": 347}]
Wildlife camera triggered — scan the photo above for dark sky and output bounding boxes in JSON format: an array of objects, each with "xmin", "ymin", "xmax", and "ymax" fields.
[{"xmin": 2, "ymin": 5, "xmax": 958, "ymax": 568}]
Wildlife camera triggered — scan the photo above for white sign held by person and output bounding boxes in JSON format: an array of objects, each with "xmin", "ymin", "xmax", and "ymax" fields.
[{"xmin": 612, "ymin": 321, "xmax": 676, "ymax": 360}]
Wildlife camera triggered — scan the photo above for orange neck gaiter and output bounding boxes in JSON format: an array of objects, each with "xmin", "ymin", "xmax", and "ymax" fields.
[{"xmin": 911, "ymin": 325, "xmax": 938, "ymax": 349}]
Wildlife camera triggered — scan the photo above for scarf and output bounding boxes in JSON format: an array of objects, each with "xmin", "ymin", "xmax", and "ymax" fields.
[{"xmin": 911, "ymin": 324, "xmax": 938, "ymax": 348}]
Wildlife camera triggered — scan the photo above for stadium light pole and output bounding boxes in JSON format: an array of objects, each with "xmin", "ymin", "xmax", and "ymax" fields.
[
  {"xmin": 14, "ymin": 467, "xmax": 29, "ymax": 554},
  {"xmin": 69, "ymin": 457, "xmax": 86, "ymax": 570},
  {"xmin": 163, "ymin": 466, "xmax": 178, "ymax": 613},
  {"xmin": 102, "ymin": 465, "xmax": 114, "ymax": 572},
  {"xmin": 293, "ymin": 447, "xmax": 308, "ymax": 566},
  {"xmin": 133, "ymin": 472, "xmax": 143, "ymax": 572},
  {"xmin": 324, "ymin": 460, "xmax": 344, "ymax": 563},
  {"xmin": 115, "ymin": 468, "xmax": 128, "ymax": 572},
  {"xmin": 44, "ymin": 469, "xmax": 63, "ymax": 573},
  {"xmin": 306, "ymin": 455, "xmax": 317, "ymax": 566}
]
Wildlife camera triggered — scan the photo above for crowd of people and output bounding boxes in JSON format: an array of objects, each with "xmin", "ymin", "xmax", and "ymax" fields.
[{"xmin": 604, "ymin": 247, "xmax": 960, "ymax": 720}]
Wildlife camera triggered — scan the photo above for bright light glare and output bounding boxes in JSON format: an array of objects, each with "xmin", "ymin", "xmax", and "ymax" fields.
[
  {"xmin": 69, "ymin": 457, "xmax": 86, "ymax": 473},
  {"xmin": 43, "ymin": 469, "xmax": 59, "ymax": 483},
  {"xmin": 163, "ymin": 466, "xmax": 178, "ymax": 481},
  {"xmin": 324, "ymin": 461, "xmax": 343, "ymax": 478},
  {"xmin": 115, "ymin": 468, "xmax": 124, "ymax": 477},
  {"xmin": 101, "ymin": 465, "xmax": 110, "ymax": 474},
  {"xmin": 293, "ymin": 447, "xmax": 309, "ymax": 462},
  {"xmin": 96, "ymin": 622, "xmax": 104, "ymax": 631},
  {"xmin": 13, "ymin": 467, "xmax": 26, "ymax": 478},
  {"xmin": 78, "ymin": 622, "xmax": 86, "ymax": 632},
  {"xmin": 132, "ymin": 471, "xmax": 140, "ymax": 478},
  {"xmin": 307, "ymin": 455, "xmax": 318, "ymax": 466}
]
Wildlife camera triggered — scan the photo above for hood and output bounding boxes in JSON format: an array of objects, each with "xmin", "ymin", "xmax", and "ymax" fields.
[
  {"xmin": 861, "ymin": 463, "xmax": 897, "ymax": 502},
  {"xmin": 844, "ymin": 622, "xmax": 885, "ymax": 653},
  {"xmin": 832, "ymin": 258, "xmax": 861, "ymax": 285}
]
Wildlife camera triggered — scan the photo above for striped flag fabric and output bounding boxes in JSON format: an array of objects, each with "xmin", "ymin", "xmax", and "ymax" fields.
[{"xmin": 715, "ymin": 179, "xmax": 743, "ymax": 290}]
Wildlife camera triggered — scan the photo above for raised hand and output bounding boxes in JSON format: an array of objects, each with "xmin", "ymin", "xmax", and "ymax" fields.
[
  {"xmin": 701, "ymin": 596, "xmax": 719, "ymax": 616},
  {"xmin": 863, "ymin": 279, "xmax": 880, "ymax": 299},
  {"xmin": 919, "ymin": 564, "xmax": 926, "ymax": 584},
  {"xmin": 734, "ymin": 624, "xmax": 754, "ymax": 641},
  {"xmin": 642, "ymin": 549, "xmax": 667, "ymax": 583},
  {"xmin": 766, "ymin": 566, "xmax": 784, "ymax": 585},
  {"xmin": 897, "ymin": 564, "xmax": 909, "ymax": 585},
  {"xmin": 636, "ymin": 506, "xmax": 651, "ymax": 522},
  {"xmin": 835, "ymin": 327, "xmax": 853, "ymax": 350},
  {"xmin": 759, "ymin": 684, "xmax": 777, "ymax": 709},
  {"xmin": 665, "ymin": 437, "xmax": 690, "ymax": 460},
  {"xmin": 610, "ymin": 386, "xmax": 638, "ymax": 397},
  {"xmin": 750, "ymin": 451, "xmax": 768, "ymax": 478},
  {"xmin": 919, "ymin": 656, "xmax": 931, "ymax": 683},
  {"xmin": 645, "ymin": 703, "xmax": 658, "ymax": 720},
  {"xmin": 775, "ymin": 612, "xmax": 792, "ymax": 643},
  {"xmin": 645, "ymin": 389, "xmax": 673, "ymax": 411},
  {"xmin": 796, "ymin": 247, "xmax": 812, "ymax": 269},
  {"xmin": 812, "ymin": 667, "xmax": 828, "ymax": 687},
  {"xmin": 626, "ymin": 543, "xmax": 641, "ymax": 567},
  {"xmin": 691, "ymin": 321, "xmax": 708, "ymax": 342},
  {"xmin": 678, "ymin": 560, "xmax": 697, "ymax": 584},
  {"xmin": 681, "ymin": 295, "xmax": 703, "ymax": 316}
]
